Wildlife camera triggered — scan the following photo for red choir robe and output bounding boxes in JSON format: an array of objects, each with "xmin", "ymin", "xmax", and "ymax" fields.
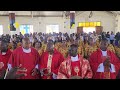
[
  {"xmin": 89, "ymin": 49, "xmax": 120, "ymax": 79},
  {"xmin": 57, "ymin": 54, "xmax": 93, "ymax": 79},
  {"xmin": 8, "ymin": 47, "xmax": 40, "ymax": 79},
  {"xmin": 39, "ymin": 49, "xmax": 64, "ymax": 79},
  {"xmin": 0, "ymin": 49, "xmax": 12, "ymax": 76}
]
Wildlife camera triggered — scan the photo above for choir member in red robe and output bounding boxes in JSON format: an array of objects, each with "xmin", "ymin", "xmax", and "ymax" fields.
[
  {"xmin": 8, "ymin": 37, "xmax": 40, "ymax": 79},
  {"xmin": 39, "ymin": 40, "xmax": 64, "ymax": 79},
  {"xmin": 89, "ymin": 38, "xmax": 120, "ymax": 79},
  {"xmin": 0, "ymin": 41, "xmax": 12, "ymax": 79},
  {"xmin": 57, "ymin": 44, "xmax": 93, "ymax": 79}
]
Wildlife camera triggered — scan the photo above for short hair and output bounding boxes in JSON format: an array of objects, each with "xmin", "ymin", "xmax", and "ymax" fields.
[
  {"xmin": 1, "ymin": 41, "xmax": 8, "ymax": 46},
  {"xmin": 88, "ymin": 37, "xmax": 93, "ymax": 40},
  {"xmin": 100, "ymin": 38, "xmax": 108, "ymax": 45},
  {"xmin": 47, "ymin": 39, "xmax": 54, "ymax": 44},
  {"xmin": 22, "ymin": 37, "xmax": 30, "ymax": 42},
  {"xmin": 70, "ymin": 44, "xmax": 78, "ymax": 48},
  {"xmin": 62, "ymin": 40, "xmax": 66, "ymax": 42},
  {"xmin": 101, "ymin": 38, "xmax": 108, "ymax": 42},
  {"xmin": 33, "ymin": 41, "xmax": 42, "ymax": 47}
]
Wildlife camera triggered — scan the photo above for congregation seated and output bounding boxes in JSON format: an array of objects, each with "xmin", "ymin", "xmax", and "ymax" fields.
[{"xmin": 0, "ymin": 31, "xmax": 119, "ymax": 79}]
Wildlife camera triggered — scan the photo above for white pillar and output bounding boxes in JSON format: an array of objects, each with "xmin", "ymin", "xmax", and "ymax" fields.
[{"xmin": 116, "ymin": 15, "xmax": 120, "ymax": 33}]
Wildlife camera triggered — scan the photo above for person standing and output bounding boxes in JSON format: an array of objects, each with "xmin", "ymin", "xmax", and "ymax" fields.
[
  {"xmin": 110, "ymin": 31, "xmax": 115, "ymax": 45},
  {"xmin": 8, "ymin": 37, "xmax": 40, "ymax": 79}
]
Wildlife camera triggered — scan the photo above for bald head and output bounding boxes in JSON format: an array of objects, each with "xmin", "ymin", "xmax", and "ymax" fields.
[{"xmin": 22, "ymin": 37, "xmax": 30, "ymax": 49}]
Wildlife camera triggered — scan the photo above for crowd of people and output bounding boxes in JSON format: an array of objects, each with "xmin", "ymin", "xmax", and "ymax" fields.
[{"xmin": 0, "ymin": 31, "xmax": 120, "ymax": 79}]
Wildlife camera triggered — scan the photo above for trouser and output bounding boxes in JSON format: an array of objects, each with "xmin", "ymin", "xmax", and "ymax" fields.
[
  {"xmin": 107, "ymin": 38, "xmax": 110, "ymax": 44},
  {"xmin": 110, "ymin": 40, "xmax": 114, "ymax": 44}
]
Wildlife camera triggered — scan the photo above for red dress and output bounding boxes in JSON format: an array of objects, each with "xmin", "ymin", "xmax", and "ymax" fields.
[
  {"xmin": 8, "ymin": 47, "xmax": 40, "ymax": 79},
  {"xmin": 0, "ymin": 49, "xmax": 12, "ymax": 70},
  {"xmin": 89, "ymin": 49, "xmax": 120, "ymax": 79},
  {"xmin": 39, "ymin": 49, "xmax": 64, "ymax": 79}
]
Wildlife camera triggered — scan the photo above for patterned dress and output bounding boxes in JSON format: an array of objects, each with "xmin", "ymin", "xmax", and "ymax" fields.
[{"xmin": 57, "ymin": 55, "xmax": 93, "ymax": 79}]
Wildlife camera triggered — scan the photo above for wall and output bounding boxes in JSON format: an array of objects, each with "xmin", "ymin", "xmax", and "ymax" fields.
[
  {"xmin": 0, "ymin": 16, "xmax": 64, "ymax": 35},
  {"xmin": 0, "ymin": 11, "xmax": 116, "ymax": 35},
  {"xmin": 116, "ymin": 15, "xmax": 120, "ymax": 33},
  {"xmin": 64, "ymin": 11, "xmax": 116, "ymax": 34}
]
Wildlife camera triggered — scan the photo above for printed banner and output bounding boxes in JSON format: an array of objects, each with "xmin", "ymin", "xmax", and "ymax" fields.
[
  {"xmin": 70, "ymin": 11, "xmax": 75, "ymax": 29},
  {"xmin": 9, "ymin": 13, "xmax": 16, "ymax": 31}
]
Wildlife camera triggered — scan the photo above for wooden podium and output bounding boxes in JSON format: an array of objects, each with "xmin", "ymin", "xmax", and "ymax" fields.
[
  {"xmin": 77, "ymin": 27, "xmax": 83, "ymax": 34},
  {"xmin": 96, "ymin": 26, "xmax": 103, "ymax": 35},
  {"xmin": 77, "ymin": 26, "xmax": 103, "ymax": 35}
]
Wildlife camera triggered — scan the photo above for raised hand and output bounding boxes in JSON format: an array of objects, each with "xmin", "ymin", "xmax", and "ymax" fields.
[
  {"xmin": 31, "ymin": 68, "xmax": 39, "ymax": 76},
  {"xmin": 40, "ymin": 68, "xmax": 53, "ymax": 76},
  {"xmin": 0, "ymin": 62, "xmax": 4, "ymax": 69},
  {"xmin": 0, "ymin": 69, "xmax": 6, "ymax": 79},
  {"xmin": 5, "ymin": 65, "xmax": 27, "ymax": 79},
  {"xmin": 103, "ymin": 56, "xmax": 111, "ymax": 67},
  {"xmin": 69, "ymin": 75, "xmax": 82, "ymax": 79}
]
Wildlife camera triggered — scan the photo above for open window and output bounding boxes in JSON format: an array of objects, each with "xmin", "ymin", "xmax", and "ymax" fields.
[
  {"xmin": 20, "ymin": 24, "xmax": 33, "ymax": 35},
  {"xmin": 46, "ymin": 25, "xmax": 59, "ymax": 34}
]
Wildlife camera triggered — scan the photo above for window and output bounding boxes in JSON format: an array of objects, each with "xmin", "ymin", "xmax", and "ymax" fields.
[
  {"xmin": 19, "ymin": 25, "xmax": 33, "ymax": 35},
  {"xmin": 78, "ymin": 21, "xmax": 101, "ymax": 27},
  {"xmin": 0, "ymin": 25, "xmax": 3, "ymax": 35},
  {"xmin": 46, "ymin": 25, "xmax": 59, "ymax": 34}
]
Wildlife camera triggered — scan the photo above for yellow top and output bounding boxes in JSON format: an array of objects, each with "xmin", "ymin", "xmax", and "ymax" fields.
[
  {"xmin": 77, "ymin": 46, "xmax": 84, "ymax": 57},
  {"xmin": 38, "ymin": 48, "xmax": 44, "ymax": 56},
  {"xmin": 84, "ymin": 44, "xmax": 98, "ymax": 58},
  {"xmin": 114, "ymin": 46, "xmax": 120, "ymax": 58},
  {"xmin": 42, "ymin": 42, "xmax": 47, "ymax": 52},
  {"xmin": 107, "ymin": 44, "xmax": 115, "ymax": 53},
  {"xmin": 59, "ymin": 47, "xmax": 68, "ymax": 58},
  {"xmin": 17, "ymin": 42, "xmax": 22, "ymax": 47}
]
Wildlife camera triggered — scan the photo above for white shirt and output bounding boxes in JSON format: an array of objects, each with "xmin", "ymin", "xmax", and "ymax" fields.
[
  {"xmin": 71, "ymin": 55, "xmax": 79, "ymax": 62},
  {"xmin": 97, "ymin": 50, "xmax": 115, "ymax": 72},
  {"xmin": 22, "ymin": 47, "xmax": 31, "ymax": 53},
  {"xmin": 110, "ymin": 34, "xmax": 115, "ymax": 40},
  {"xmin": 80, "ymin": 36, "xmax": 84, "ymax": 41},
  {"xmin": 101, "ymin": 50, "xmax": 107, "ymax": 56},
  {"xmin": 29, "ymin": 36, "xmax": 33, "ymax": 43},
  {"xmin": 97, "ymin": 63, "xmax": 115, "ymax": 72},
  {"xmin": 8, "ymin": 64, "xmax": 12, "ymax": 70},
  {"xmin": 1, "ymin": 52, "xmax": 6, "ymax": 55}
]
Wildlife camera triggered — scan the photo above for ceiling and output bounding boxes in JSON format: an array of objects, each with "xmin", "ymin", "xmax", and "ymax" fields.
[
  {"xmin": 0, "ymin": 11, "xmax": 64, "ymax": 17},
  {"xmin": 0, "ymin": 11, "xmax": 120, "ymax": 17}
]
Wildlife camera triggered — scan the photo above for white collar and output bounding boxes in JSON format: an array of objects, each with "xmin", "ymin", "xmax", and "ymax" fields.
[
  {"xmin": 22, "ymin": 47, "xmax": 31, "ymax": 53},
  {"xmin": 97, "ymin": 63, "xmax": 116, "ymax": 72},
  {"xmin": 101, "ymin": 50, "xmax": 107, "ymax": 56},
  {"xmin": 1, "ymin": 52, "xmax": 6, "ymax": 55},
  {"xmin": 71, "ymin": 55, "xmax": 79, "ymax": 62}
]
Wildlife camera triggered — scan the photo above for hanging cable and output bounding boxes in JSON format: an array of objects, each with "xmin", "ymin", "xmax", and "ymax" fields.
[{"xmin": 89, "ymin": 11, "xmax": 93, "ymax": 18}]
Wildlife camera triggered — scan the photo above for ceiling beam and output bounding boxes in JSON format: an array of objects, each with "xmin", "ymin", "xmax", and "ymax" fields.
[{"xmin": 0, "ymin": 15, "xmax": 63, "ymax": 17}]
